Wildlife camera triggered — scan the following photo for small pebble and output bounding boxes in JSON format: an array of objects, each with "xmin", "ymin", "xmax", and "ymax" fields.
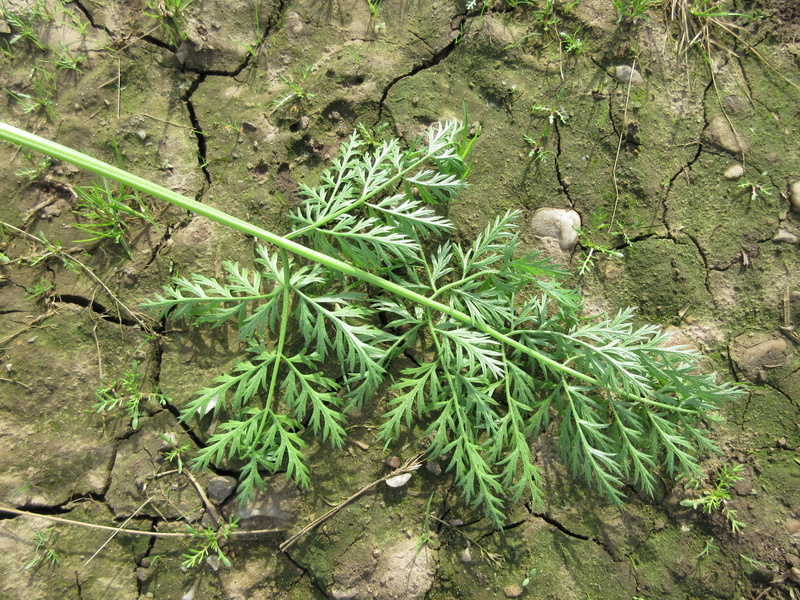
[
  {"xmin": 613, "ymin": 65, "xmax": 643, "ymax": 86},
  {"xmin": 206, "ymin": 476, "xmax": 237, "ymax": 504},
  {"xmin": 785, "ymin": 518, "xmax": 800, "ymax": 534},
  {"xmin": 136, "ymin": 129, "xmax": 147, "ymax": 141},
  {"xmin": 503, "ymin": 583, "xmax": 524, "ymax": 598},
  {"xmin": 426, "ymin": 460, "xmax": 442, "ymax": 475},
  {"xmin": 789, "ymin": 181, "xmax": 800, "ymax": 212},
  {"xmin": 206, "ymin": 555, "xmax": 220, "ymax": 572},
  {"xmin": 386, "ymin": 456, "xmax": 401, "ymax": 469},
  {"xmin": 460, "ymin": 547, "xmax": 472, "ymax": 563},
  {"xmin": 703, "ymin": 116, "xmax": 748, "ymax": 155},
  {"xmin": 724, "ymin": 164, "xmax": 744, "ymax": 179}
]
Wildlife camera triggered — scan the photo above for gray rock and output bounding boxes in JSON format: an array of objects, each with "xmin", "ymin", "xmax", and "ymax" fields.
[
  {"xmin": 773, "ymin": 229, "xmax": 799, "ymax": 244},
  {"xmin": 736, "ymin": 337, "xmax": 788, "ymax": 382},
  {"xmin": 530, "ymin": 208, "xmax": 581, "ymax": 252},
  {"xmin": 703, "ymin": 116, "xmax": 748, "ymax": 156},
  {"xmin": 206, "ymin": 476, "xmax": 237, "ymax": 504}
]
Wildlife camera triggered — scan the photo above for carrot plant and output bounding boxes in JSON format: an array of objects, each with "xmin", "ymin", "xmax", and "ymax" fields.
[{"xmin": 0, "ymin": 120, "xmax": 742, "ymax": 525}]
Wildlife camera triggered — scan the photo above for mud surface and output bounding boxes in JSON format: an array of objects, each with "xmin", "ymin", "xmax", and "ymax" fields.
[{"xmin": 1, "ymin": 0, "xmax": 799, "ymax": 598}]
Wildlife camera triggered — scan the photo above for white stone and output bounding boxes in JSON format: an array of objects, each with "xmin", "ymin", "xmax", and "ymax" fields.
[
  {"xmin": 529, "ymin": 208, "xmax": 581, "ymax": 251},
  {"xmin": 723, "ymin": 164, "xmax": 744, "ymax": 179}
]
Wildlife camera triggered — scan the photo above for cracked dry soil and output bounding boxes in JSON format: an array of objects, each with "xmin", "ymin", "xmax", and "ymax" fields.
[{"xmin": 1, "ymin": 0, "xmax": 800, "ymax": 598}]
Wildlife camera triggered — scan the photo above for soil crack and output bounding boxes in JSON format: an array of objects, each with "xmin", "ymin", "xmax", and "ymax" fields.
[
  {"xmin": 529, "ymin": 510, "xmax": 619, "ymax": 561},
  {"xmin": 552, "ymin": 119, "xmax": 574, "ymax": 207},
  {"xmin": 182, "ymin": 75, "xmax": 211, "ymax": 184},
  {"xmin": 54, "ymin": 294, "xmax": 141, "ymax": 326},
  {"xmin": 375, "ymin": 14, "xmax": 467, "ymax": 124}
]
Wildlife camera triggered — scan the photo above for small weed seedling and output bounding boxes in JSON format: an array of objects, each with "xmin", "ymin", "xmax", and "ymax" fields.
[
  {"xmin": 1, "ymin": 4, "xmax": 47, "ymax": 50},
  {"xmin": 503, "ymin": 2, "xmax": 584, "ymax": 63},
  {"xmin": 415, "ymin": 493, "xmax": 436, "ymax": 553},
  {"xmin": 559, "ymin": 28, "xmax": 585, "ymax": 54},
  {"xmin": 695, "ymin": 536, "xmax": 718, "ymax": 559},
  {"xmin": 41, "ymin": 41, "xmax": 86, "ymax": 72},
  {"xmin": 15, "ymin": 150, "xmax": 51, "ymax": 180},
  {"xmin": 575, "ymin": 209, "xmax": 640, "ymax": 275},
  {"xmin": 160, "ymin": 435, "xmax": 193, "ymax": 474},
  {"xmin": 365, "ymin": 0, "xmax": 382, "ymax": 19},
  {"xmin": 5, "ymin": 67, "xmax": 57, "ymax": 121},
  {"xmin": 523, "ymin": 134, "xmax": 555, "ymax": 163},
  {"xmin": 25, "ymin": 277, "xmax": 54, "ymax": 301},
  {"xmin": 93, "ymin": 361, "xmax": 169, "ymax": 430},
  {"xmin": 681, "ymin": 462, "xmax": 746, "ymax": 532},
  {"xmin": 25, "ymin": 529, "xmax": 61, "ymax": 570},
  {"xmin": 182, "ymin": 518, "xmax": 238, "ymax": 569},
  {"xmin": 737, "ymin": 177, "xmax": 772, "ymax": 202},
  {"xmin": 273, "ymin": 64, "xmax": 315, "ymax": 110},
  {"xmin": 0, "ymin": 120, "xmax": 743, "ymax": 527},
  {"xmin": 531, "ymin": 103, "xmax": 569, "ymax": 125}
]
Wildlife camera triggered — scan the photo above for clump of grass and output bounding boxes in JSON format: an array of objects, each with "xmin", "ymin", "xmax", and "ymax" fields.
[
  {"xmin": 613, "ymin": 0, "xmax": 662, "ymax": 23},
  {"xmin": 144, "ymin": 0, "xmax": 196, "ymax": 46},
  {"xmin": 72, "ymin": 178, "xmax": 159, "ymax": 259}
]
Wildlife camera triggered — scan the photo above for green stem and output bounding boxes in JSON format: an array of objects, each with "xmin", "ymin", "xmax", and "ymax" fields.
[
  {"xmin": 263, "ymin": 248, "xmax": 293, "ymax": 414},
  {"xmin": 0, "ymin": 122, "xmax": 614, "ymax": 394}
]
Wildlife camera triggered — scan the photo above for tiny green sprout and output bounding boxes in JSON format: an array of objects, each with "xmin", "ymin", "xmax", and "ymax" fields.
[
  {"xmin": 415, "ymin": 493, "xmax": 436, "ymax": 553},
  {"xmin": 273, "ymin": 64, "xmax": 315, "ymax": 110},
  {"xmin": 182, "ymin": 517, "xmax": 238, "ymax": 569},
  {"xmin": 523, "ymin": 134, "xmax": 554, "ymax": 162},
  {"xmin": 144, "ymin": 0, "xmax": 195, "ymax": 45},
  {"xmin": 72, "ymin": 178, "xmax": 158, "ymax": 259},
  {"xmin": 559, "ymin": 28, "xmax": 584, "ymax": 54},
  {"xmin": 739, "ymin": 554, "xmax": 776, "ymax": 570},
  {"xmin": 365, "ymin": 0, "xmax": 382, "ymax": 19},
  {"xmin": 15, "ymin": 150, "xmax": 51, "ymax": 180},
  {"xmin": 522, "ymin": 567, "xmax": 538, "ymax": 587},
  {"xmin": 611, "ymin": 0, "xmax": 660, "ymax": 24},
  {"xmin": 737, "ymin": 176, "xmax": 772, "ymax": 202},
  {"xmin": 530, "ymin": 103, "xmax": 568, "ymax": 125},
  {"xmin": 2, "ymin": 7, "xmax": 46, "ymax": 50},
  {"xmin": 25, "ymin": 277, "xmax": 53, "ymax": 301},
  {"xmin": 25, "ymin": 529, "xmax": 60, "ymax": 570},
  {"xmin": 160, "ymin": 435, "xmax": 192, "ymax": 474},
  {"xmin": 680, "ymin": 463, "xmax": 746, "ymax": 532},
  {"xmin": 42, "ymin": 41, "xmax": 86, "ymax": 72},
  {"xmin": 695, "ymin": 536, "xmax": 717, "ymax": 559},
  {"xmin": 93, "ymin": 361, "xmax": 169, "ymax": 430}
]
